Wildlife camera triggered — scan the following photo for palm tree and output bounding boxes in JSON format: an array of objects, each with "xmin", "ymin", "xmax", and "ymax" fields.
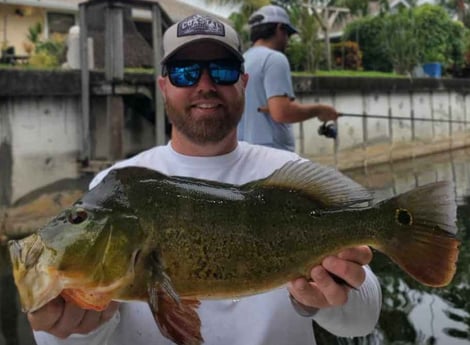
[{"xmin": 204, "ymin": 0, "xmax": 270, "ymax": 18}]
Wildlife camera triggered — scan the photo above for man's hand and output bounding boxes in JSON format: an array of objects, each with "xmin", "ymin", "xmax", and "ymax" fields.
[
  {"xmin": 288, "ymin": 246, "xmax": 372, "ymax": 309},
  {"xmin": 28, "ymin": 296, "xmax": 120, "ymax": 338},
  {"xmin": 313, "ymin": 104, "xmax": 338, "ymax": 122}
]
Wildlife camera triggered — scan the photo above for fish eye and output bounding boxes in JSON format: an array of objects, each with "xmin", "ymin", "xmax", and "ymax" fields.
[{"xmin": 68, "ymin": 208, "xmax": 88, "ymax": 225}]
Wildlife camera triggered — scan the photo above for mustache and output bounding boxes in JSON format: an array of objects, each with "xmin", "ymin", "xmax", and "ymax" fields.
[{"xmin": 191, "ymin": 90, "xmax": 220, "ymax": 100}]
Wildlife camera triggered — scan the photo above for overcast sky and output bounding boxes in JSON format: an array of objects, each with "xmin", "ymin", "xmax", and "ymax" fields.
[{"xmin": 178, "ymin": 0, "xmax": 239, "ymax": 18}]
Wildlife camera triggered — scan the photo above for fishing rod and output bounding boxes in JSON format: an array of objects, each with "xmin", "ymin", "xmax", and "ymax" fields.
[
  {"xmin": 318, "ymin": 112, "xmax": 470, "ymax": 139},
  {"xmin": 339, "ymin": 112, "xmax": 470, "ymax": 125}
]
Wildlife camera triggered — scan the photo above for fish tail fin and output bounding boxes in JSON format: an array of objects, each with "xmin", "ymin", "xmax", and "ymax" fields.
[{"xmin": 375, "ymin": 181, "xmax": 459, "ymax": 287}]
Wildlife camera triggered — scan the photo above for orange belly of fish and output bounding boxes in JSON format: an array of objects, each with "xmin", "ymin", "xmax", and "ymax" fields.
[{"xmin": 61, "ymin": 288, "xmax": 112, "ymax": 311}]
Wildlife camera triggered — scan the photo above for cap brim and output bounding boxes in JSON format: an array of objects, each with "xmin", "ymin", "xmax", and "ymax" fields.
[
  {"xmin": 161, "ymin": 38, "xmax": 244, "ymax": 65},
  {"xmin": 286, "ymin": 24, "xmax": 298, "ymax": 35}
]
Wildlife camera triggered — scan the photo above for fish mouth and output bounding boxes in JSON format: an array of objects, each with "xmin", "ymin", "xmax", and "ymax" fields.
[
  {"xmin": 9, "ymin": 235, "xmax": 142, "ymax": 312},
  {"xmin": 9, "ymin": 233, "xmax": 63, "ymax": 312}
]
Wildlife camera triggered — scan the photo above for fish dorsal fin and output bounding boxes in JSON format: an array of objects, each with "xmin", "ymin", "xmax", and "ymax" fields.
[{"xmin": 243, "ymin": 160, "xmax": 372, "ymax": 209}]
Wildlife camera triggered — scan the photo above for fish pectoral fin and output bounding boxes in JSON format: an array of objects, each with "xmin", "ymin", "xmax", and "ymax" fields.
[{"xmin": 148, "ymin": 287, "xmax": 202, "ymax": 345}]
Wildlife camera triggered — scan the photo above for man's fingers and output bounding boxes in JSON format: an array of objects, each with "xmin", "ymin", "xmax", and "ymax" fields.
[
  {"xmin": 288, "ymin": 267, "xmax": 349, "ymax": 308},
  {"xmin": 49, "ymin": 301, "xmax": 86, "ymax": 338},
  {"xmin": 28, "ymin": 296, "xmax": 65, "ymax": 332},
  {"xmin": 102, "ymin": 301, "xmax": 120, "ymax": 322},
  {"xmin": 337, "ymin": 246, "xmax": 372, "ymax": 265},
  {"xmin": 322, "ymin": 256, "xmax": 366, "ymax": 288},
  {"xmin": 288, "ymin": 276, "xmax": 326, "ymax": 308},
  {"xmin": 310, "ymin": 266, "xmax": 349, "ymax": 306},
  {"xmin": 74, "ymin": 310, "xmax": 103, "ymax": 335},
  {"xmin": 28, "ymin": 298, "xmax": 120, "ymax": 339}
]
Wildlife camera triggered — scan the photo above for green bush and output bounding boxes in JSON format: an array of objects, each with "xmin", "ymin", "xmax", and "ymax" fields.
[
  {"xmin": 343, "ymin": 4, "xmax": 466, "ymax": 74},
  {"xmin": 343, "ymin": 15, "xmax": 393, "ymax": 72},
  {"xmin": 29, "ymin": 34, "xmax": 66, "ymax": 68},
  {"xmin": 28, "ymin": 51, "xmax": 59, "ymax": 67},
  {"xmin": 413, "ymin": 4, "xmax": 464, "ymax": 65},
  {"xmin": 380, "ymin": 9, "xmax": 423, "ymax": 75}
]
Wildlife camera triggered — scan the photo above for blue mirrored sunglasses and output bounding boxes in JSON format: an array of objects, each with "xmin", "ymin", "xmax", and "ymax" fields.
[{"xmin": 163, "ymin": 59, "xmax": 243, "ymax": 87}]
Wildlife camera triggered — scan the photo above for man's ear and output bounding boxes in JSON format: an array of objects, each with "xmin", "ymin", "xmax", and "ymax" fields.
[
  {"xmin": 157, "ymin": 76, "xmax": 167, "ymax": 101},
  {"xmin": 241, "ymin": 73, "xmax": 249, "ymax": 88}
]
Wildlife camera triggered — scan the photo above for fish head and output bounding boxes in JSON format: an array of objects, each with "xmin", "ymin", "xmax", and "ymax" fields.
[{"xmin": 9, "ymin": 180, "xmax": 146, "ymax": 312}]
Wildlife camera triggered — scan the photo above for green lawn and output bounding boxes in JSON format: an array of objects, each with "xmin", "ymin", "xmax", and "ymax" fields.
[
  {"xmin": 293, "ymin": 70, "xmax": 405, "ymax": 78},
  {"xmin": 0, "ymin": 64, "xmax": 406, "ymax": 78}
]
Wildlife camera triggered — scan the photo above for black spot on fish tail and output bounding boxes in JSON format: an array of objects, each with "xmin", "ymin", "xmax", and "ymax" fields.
[{"xmin": 395, "ymin": 208, "xmax": 413, "ymax": 226}]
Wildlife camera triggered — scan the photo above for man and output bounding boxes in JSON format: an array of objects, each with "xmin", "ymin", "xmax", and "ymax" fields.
[
  {"xmin": 238, "ymin": 5, "xmax": 338, "ymax": 151},
  {"xmin": 28, "ymin": 14, "xmax": 381, "ymax": 345}
]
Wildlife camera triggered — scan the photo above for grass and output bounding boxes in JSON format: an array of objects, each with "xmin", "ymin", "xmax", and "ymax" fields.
[
  {"xmin": 293, "ymin": 69, "xmax": 405, "ymax": 78},
  {"xmin": 1, "ymin": 64, "xmax": 407, "ymax": 78}
]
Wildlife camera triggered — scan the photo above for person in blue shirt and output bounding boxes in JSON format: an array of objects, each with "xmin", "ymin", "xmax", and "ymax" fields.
[{"xmin": 238, "ymin": 5, "xmax": 338, "ymax": 151}]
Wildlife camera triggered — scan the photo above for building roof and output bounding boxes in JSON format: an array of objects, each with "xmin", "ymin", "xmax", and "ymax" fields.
[{"xmin": 0, "ymin": 0, "xmax": 221, "ymax": 22}]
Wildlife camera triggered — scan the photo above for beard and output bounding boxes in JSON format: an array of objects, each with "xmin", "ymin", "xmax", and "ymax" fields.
[{"xmin": 165, "ymin": 91, "xmax": 243, "ymax": 144}]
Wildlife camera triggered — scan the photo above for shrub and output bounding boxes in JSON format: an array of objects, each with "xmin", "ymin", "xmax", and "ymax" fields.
[
  {"xmin": 331, "ymin": 41, "xmax": 363, "ymax": 70},
  {"xmin": 380, "ymin": 9, "xmax": 423, "ymax": 75},
  {"xmin": 29, "ymin": 33, "xmax": 66, "ymax": 68},
  {"xmin": 343, "ymin": 15, "xmax": 393, "ymax": 72}
]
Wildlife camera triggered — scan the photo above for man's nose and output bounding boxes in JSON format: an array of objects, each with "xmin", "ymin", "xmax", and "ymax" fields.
[{"xmin": 197, "ymin": 69, "xmax": 216, "ymax": 90}]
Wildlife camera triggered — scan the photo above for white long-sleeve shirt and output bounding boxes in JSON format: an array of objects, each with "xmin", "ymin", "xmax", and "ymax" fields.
[{"xmin": 34, "ymin": 141, "xmax": 382, "ymax": 345}]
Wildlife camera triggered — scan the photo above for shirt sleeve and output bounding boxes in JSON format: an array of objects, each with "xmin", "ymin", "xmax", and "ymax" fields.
[
  {"xmin": 33, "ymin": 311, "xmax": 121, "ymax": 345},
  {"xmin": 312, "ymin": 265, "xmax": 382, "ymax": 337},
  {"xmin": 263, "ymin": 52, "xmax": 295, "ymax": 100}
]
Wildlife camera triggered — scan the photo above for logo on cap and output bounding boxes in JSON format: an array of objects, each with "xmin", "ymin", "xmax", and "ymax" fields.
[{"xmin": 177, "ymin": 14, "xmax": 225, "ymax": 38}]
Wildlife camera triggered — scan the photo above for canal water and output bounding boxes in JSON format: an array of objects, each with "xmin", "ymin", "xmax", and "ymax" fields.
[{"xmin": 0, "ymin": 147, "xmax": 470, "ymax": 345}]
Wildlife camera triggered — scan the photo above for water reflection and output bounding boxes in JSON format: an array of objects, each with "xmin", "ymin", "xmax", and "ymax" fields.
[
  {"xmin": 0, "ymin": 176, "xmax": 91, "ymax": 345},
  {"xmin": 1, "ymin": 148, "xmax": 470, "ymax": 345},
  {"xmin": 315, "ymin": 147, "xmax": 470, "ymax": 345}
]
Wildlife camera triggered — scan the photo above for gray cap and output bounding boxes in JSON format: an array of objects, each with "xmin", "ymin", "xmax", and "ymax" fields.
[
  {"xmin": 161, "ymin": 14, "xmax": 243, "ymax": 65},
  {"xmin": 248, "ymin": 5, "xmax": 298, "ymax": 35}
]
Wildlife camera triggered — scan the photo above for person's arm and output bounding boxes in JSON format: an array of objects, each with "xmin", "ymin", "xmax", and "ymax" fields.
[
  {"xmin": 29, "ymin": 297, "xmax": 120, "ymax": 345},
  {"xmin": 263, "ymin": 96, "xmax": 338, "ymax": 123},
  {"xmin": 288, "ymin": 245, "xmax": 382, "ymax": 337},
  {"xmin": 260, "ymin": 52, "xmax": 338, "ymax": 124}
]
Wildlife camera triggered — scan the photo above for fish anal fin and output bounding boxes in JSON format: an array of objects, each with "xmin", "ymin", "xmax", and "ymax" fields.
[
  {"xmin": 149, "ymin": 288, "xmax": 202, "ymax": 345},
  {"xmin": 61, "ymin": 288, "xmax": 111, "ymax": 311}
]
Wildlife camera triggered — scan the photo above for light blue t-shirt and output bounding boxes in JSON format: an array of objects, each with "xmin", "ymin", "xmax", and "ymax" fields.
[{"xmin": 238, "ymin": 46, "xmax": 296, "ymax": 152}]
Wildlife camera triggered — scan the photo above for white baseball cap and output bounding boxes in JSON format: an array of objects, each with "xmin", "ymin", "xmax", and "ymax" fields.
[
  {"xmin": 161, "ymin": 14, "xmax": 244, "ymax": 65},
  {"xmin": 248, "ymin": 5, "xmax": 298, "ymax": 35}
]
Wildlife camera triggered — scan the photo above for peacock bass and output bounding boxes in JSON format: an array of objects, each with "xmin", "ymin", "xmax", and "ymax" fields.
[{"xmin": 9, "ymin": 160, "xmax": 459, "ymax": 345}]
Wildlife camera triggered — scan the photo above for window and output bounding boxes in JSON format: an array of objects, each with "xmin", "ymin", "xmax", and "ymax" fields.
[{"xmin": 47, "ymin": 12, "xmax": 75, "ymax": 37}]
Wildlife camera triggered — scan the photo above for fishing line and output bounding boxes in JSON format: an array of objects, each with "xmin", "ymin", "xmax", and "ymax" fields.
[{"xmin": 339, "ymin": 112, "xmax": 470, "ymax": 125}]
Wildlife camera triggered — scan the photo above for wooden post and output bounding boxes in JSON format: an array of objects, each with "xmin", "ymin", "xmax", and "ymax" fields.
[
  {"xmin": 104, "ymin": 3, "xmax": 124, "ymax": 160},
  {"xmin": 105, "ymin": 4, "xmax": 124, "ymax": 81},
  {"xmin": 152, "ymin": 4, "xmax": 166, "ymax": 146},
  {"xmin": 79, "ymin": 3, "xmax": 90, "ymax": 163},
  {"xmin": 107, "ymin": 96, "xmax": 124, "ymax": 160}
]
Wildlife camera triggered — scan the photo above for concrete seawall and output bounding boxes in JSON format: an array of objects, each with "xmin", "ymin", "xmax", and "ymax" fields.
[{"xmin": 1, "ymin": 69, "xmax": 469, "ymax": 203}]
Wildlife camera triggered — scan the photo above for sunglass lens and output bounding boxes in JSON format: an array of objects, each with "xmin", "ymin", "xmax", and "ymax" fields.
[
  {"xmin": 167, "ymin": 60, "xmax": 241, "ymax": 87},
  {"xmin": 209, "ymin": 63, "xmax": 240, "ymax": 85},
  {"xmin": 169, "ymin": 64, "xmax": 201, "ymax": 87}
]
